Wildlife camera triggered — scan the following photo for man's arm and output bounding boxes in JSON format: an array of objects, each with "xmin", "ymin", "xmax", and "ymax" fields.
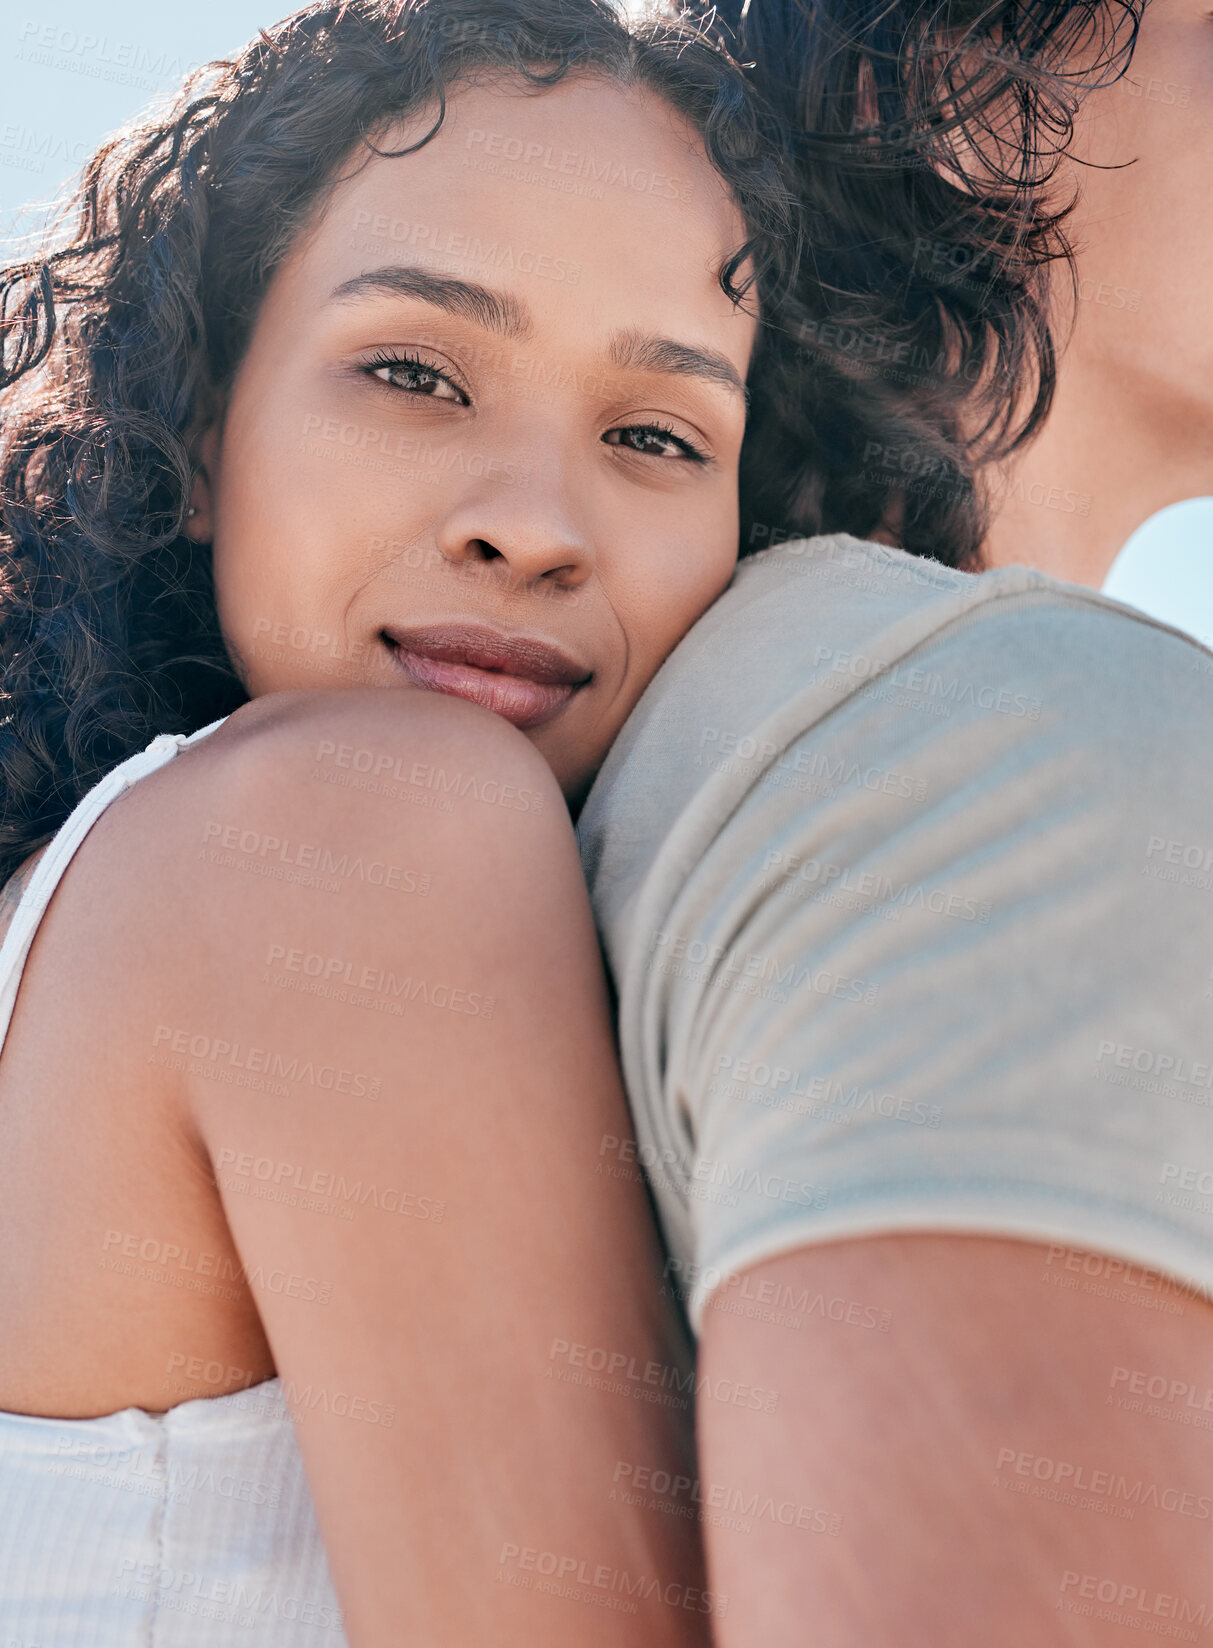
[{"xmin": 698, "ymin": 1232, "xmax": 1213, "ymax": 1646}]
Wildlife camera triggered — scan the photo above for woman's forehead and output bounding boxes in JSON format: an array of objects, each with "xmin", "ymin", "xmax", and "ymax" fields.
[
  {"xmin": 268, "ymin": 72, "xmax": 757, "ymax": 362},
  {"xmin": 311, "ymin": 74, "xmax": 747, "ymax": 254}
]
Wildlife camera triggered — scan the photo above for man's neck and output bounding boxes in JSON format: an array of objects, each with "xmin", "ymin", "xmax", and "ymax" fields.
[{"xmin": 980, "ymin": 345, "xmax": 1213, "ymax": 589}]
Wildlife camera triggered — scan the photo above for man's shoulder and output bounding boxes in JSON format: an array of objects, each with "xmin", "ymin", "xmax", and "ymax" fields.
[
  {"xmin": 728, "ymin": 532, "xmax": 1195, "ymax": 657},
  {"xmin": 597, "ymin": 532, "xmax": 1211, "ymax": 772},
  {"xmin": 577, "ymin": 533, "xmax": 1213, "ymax": 908}
]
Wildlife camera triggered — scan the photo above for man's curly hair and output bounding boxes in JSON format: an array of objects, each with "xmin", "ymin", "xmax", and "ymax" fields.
[{"xmin": 692, "ymin": 0, "xmax": 1146, "ymax": 559}]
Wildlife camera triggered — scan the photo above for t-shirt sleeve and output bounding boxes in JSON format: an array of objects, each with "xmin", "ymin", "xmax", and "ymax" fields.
[{"xmin": 619, "ymin": 590, "xmax": 1213, "ymax": 1333}]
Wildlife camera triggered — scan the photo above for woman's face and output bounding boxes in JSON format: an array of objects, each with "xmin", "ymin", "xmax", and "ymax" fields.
[{"xmin": 191, "ymin": 71, "xmax": 757, "ymax": 807}]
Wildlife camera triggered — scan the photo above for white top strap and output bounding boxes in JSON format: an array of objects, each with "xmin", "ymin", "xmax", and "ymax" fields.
[{"xmin": 0, "ymin": 716, "xmax": 229, "ymax": 1055}]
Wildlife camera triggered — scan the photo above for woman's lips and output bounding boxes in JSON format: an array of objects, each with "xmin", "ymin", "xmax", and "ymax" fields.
[{"xmin": 386, "ymin": 643, "xmax": 581, "ymax": 728}]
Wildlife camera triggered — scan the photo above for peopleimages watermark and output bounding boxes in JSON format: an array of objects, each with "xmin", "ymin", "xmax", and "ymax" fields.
[
  {"xmin": 811, "ymin": 643, "xmax": 1044, "ymax": 720},
  {"xmin": 262, "ymin": 940, "xmax": 496, "ymax": 1020},
  {"xmin": 162, "ymin": 1354, "xmax": 265, "ymax": 1396},
  {"xmin": 366, "ymin": 338, "xmax": 630, "ymax": 408},
  {"xmin": 993, "ymin": 1446, "xmax": 1212, "ymax": 1522},
  {"xmin": 1058, "ymin": 1570, "xmax": 1211, "ymax": 1638},
  {"xmin": 858, "ymin": 440, "xmax": 970, "ymax": 503},
  {"xmin": 1076, "ymin": 277, "xmax": 1143, "ymax": 312},
  {"xmin": 364, "ymin": 532, "xmax": 590, "ymax": 602},
  {"xmin": 100, "ymin": 1228, "xmax": 331, "ymax": 1307},
  {"xmin": 496, "ymin": 1542, "xmax": 724, "ymax": 1619},
  {"xmin": 1109, "ymin": 1364, "xmax": 1213, "ymax": 1426},
  {"xmin": 661, "ymin": 1256, "xmax": 893, "ymax": 1335},
  {"xmin": 709, "ymin": 1052, "xmax": 942, "ymax": 1131},
  {"xmin": 1040, "ymin": 1244, "xmax": 1210, "ymax": 1314},
  {"xmin": 1157, "ymin": 1160, "xmax": 1213, "ymax": 1219},
  {"xmin": 465, "ymin": 126, "xmax": 694, "ymax": 202},
  {"xmin": 987, "ymin": 471, "xmax": 1091, "ymax": 517},
  {"xmin": 247, "ymin": 618, "xmax": 399, "ymax": 687},
  {"xmin": 113, "ymin": 1558, "xmax": 344, "ymax": 1632},
  {"xmin": 48, "ymin": 1424, "xmax": 279, "ymax": 1510},
  {"xmin": 312, "ymin": 737, "xmax": 548, "ymax": 814},
  {"xmin": 759, "ymin": 846, "xmax": 992, "ymax": 927},
  {"xmin": 1144, "ymin": 833, "xmax": 1213, "ymax": 893},
  {"xmin": 0, "ymin": 119, "xmax": 89, "ymax": 176},
  {"xmin": 796, "ymin": 316, "xmax": 984, "ymax": 386},
  {"xmin": 15, "ymin": 20, "xmax": 193, "ymax": 83},
  {"xmin": 596, "ymin": 1133, "xmax": 829, "ymax": 1214},
  {"xmin": 201, "ymin": 819, "xmax": 431, "ymax": 897},
  {"xmin": 299, "ymin": 412, "xmax": 531, "ymax": 487},
  {"xmin": 348, "ymin": 205, "xmax": 582, "ymax": 284},
  {"xmin": 214, "ymin": 1146, "xmax": 445, "ymax": 1224},
  {"xmin": 908, "ymin": 236, "xmax": 999, "ymax": 295},
  {"xmin": 157, "ymin": 1355, "xmax": 397, "ymax": 1429},
  {"xmin": 697, "ymin": 724, "xmax": 928, "ymax": 802},
  {"xmin": 648, "ymin": 927, "xmax": 879, "ymax": 1009},
  {"xmin": 1124, "ymin": 72, "xmax": 1192, "ymax": 106},
  {"xmin": 546, "ymin": 1336, "xmax": 780, "ymax": 1414},
  {"xmin": 610, "ymin": 1460, "xmax": 843, "ymax": 1537},
  {"xmin": 1094, "ymin": 1040, "xmax": 1213, "ymax": 1107},
  {"xmin": 149, "ymin": 1023, "xmax": 382, "ymax": 1101}
]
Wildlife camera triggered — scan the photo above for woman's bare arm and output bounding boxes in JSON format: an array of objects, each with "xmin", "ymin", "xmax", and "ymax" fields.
[{"xmin": 124, "ymin": 687, "xmax": 716, "ymax": 1647}]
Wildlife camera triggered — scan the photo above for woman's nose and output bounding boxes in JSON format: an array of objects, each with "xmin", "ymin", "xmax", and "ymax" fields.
[{"xmin": 432, "ymin": 458, "xmax": 596, "ymax": 596}]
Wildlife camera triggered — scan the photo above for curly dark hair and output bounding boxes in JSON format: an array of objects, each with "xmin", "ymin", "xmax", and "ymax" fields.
[
  {"xmin": 0, "ymin": 0, "xmax": 816, "ymax": 884},
  {"xmin": 692, "ymin": 0, "xmax": 1145, "ymax": 561}
]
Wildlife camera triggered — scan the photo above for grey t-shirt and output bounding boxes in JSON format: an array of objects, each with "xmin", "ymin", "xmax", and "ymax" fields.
[{"xmin": 575, "ymin": 534, "xmax": 1213, "ymax": 1334}]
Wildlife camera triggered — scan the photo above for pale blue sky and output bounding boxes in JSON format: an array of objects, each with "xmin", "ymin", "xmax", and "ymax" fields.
[
  {"xmin": 1104, "ymin": 502, "xmax": 1213, "ymax": 650},
  {"xmin": 0, "ymin": 2, "xmax": 282, "ymax": 253},
  {"xmin": 2, "ymin": 1, "xmax": 1210, "ymax": 636}
]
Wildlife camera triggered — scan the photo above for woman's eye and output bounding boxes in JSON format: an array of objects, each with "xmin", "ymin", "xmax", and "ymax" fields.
[
  {"xmin": 603, "ymin": 423, "xmax": 709, "ymax": 464},
  {"xmin": 366, "ymin": 356, "xmax": 467, "ymax": 405}
]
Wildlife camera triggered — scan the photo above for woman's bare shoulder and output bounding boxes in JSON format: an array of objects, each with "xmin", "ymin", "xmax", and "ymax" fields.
[
  {"xmin": 0, "ymin": 683, "xmax": 569, "ymax": 1090},
  {"xmin": 117, "ymin": 685, "xmax": 561, "ymax": 874},
  {"xmin": 70, "ymin": 686, "xmax": 564, "ymax": 978}
]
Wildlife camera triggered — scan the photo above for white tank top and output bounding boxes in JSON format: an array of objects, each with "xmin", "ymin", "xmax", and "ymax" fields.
[{"xmin": 0, "ymin": 720, "xmax": 348, "ymax": 1645}]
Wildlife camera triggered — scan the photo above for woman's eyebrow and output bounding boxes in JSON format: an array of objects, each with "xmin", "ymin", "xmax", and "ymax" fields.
[
  {"xmin": 327, "ymin": 264, "xmax": 747, "ymax": 403},
  {"xmin": 328, "ymin": 264, "xmax": 531, "ymax": 339},
  {"xmin": 608, "ymin": 327, "xmax": 747, "ymax": 405}
]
